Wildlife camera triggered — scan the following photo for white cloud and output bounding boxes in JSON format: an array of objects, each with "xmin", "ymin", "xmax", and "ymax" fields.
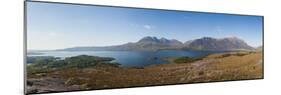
[{"xmin": 143, "ymin": 25, "xmax": 152, "ymax": 30}]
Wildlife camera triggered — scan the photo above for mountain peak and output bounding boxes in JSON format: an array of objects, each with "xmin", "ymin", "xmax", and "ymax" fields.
[
  {"xmin": 222, "ymin": 36, "xmax": 241, "ymax": 40},
  {"xmin": 159, "ymin": 37, "xmax": 169, "ymax": 42},
  {"xmin": 224, "ymin": 36, "xmax": 239, "ymax": 39},
  {"xmin": 138, "ymin": 36, "xmax": 159, "ymax": 43},
  {"xmin": 61, "ymin": 36, "xmax": 254, "ymax": 51},
  {"xmin": 184, "ymin": 36, "xmax": 254, "ymax": 50},
  {"xmin": 201, "ymin": 37, "xmax": 215, "ymax": 39},
  {"xmin": 199, "ymin": 37, "xmax": 217, "ymax": 41},
  {"xmin": 137, "ymin": 36, "xmax": 183, "ymax": 46}
]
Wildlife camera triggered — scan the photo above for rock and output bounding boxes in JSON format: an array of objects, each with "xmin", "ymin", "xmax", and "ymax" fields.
[
  {"xmin": 68, "ymin": 85, "xmax": 81, "ymax": 91},
  {"xmin": 64, "ymin": 77, "xmax": 75, "ymax": 85},
  {"xmin": 180, "ymin": 78, "xmax": 185, "ymax": 81},
  {"xmin": 35, "ymin": 73, "xmax": 47, "ymax": 77},
  {"xmin": 26, "ymin": 80, "xmax": 33, "ymax": 86},
  {"xmin": 103, "ymin": 85, "xmax": 109, "ymax": 88},
  {"xmin": 198, "ymin": 71, "xmax": 204, "ymax": 76},
  {"xmin": 80, "ymin": 83, "xmax": 90, "ymax": 90},
  {"xmin": 27, "ymin": 87, "xmax": 38, "ymax": 94}
]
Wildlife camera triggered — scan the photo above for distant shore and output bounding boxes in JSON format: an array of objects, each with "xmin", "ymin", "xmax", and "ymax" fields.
[{"xmin": 26, "ymin": 50, "xmax": 263, "ymax": 94}]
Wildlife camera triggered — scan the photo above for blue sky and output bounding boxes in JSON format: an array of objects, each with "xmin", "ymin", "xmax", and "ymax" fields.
[{"xmin": 27, "ymin": 2, "xmax": 263, "ymax": 50}]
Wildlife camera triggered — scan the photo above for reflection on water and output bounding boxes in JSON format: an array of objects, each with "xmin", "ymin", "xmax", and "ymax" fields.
[{"xmin": 28, "ymin": 50, "xmax": 226, "ymax": 67}]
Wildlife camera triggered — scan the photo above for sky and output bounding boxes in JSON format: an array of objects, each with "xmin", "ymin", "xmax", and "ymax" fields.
[{"xmin": 26, "ymin": 2, "xmax": 263, "ymax": 50}]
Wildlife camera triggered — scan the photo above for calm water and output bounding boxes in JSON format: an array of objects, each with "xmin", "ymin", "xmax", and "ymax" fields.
[{"xmin": 28, "ymin": 50, "xmax": 226, "ymax": 67}]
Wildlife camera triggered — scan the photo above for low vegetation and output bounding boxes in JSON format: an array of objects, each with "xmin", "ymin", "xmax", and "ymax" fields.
[
  {"xmin": 27, "ymin": 55, "xmax": 119, "ymax": 74},
  {"xmin": 173, "ymin": 56, "xmax": 202, "ymax": 64},
  {"xmin": 208, "ymin": 51, "xmax": 256, "ymax": 59},
  {"xmin": 27, "ymin": 51, "xmax": 263, "ymax": 94}
]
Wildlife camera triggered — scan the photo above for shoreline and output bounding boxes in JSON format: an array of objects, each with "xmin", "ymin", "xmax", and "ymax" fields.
[{"xmin": 26, "ymin": 51, "xmax": 263, "ymax": 94}]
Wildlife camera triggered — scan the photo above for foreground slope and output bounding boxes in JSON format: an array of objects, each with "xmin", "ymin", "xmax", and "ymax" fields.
[{"xmin": 27, "ymin": 51, "xmax": 262, "ymax": 94}]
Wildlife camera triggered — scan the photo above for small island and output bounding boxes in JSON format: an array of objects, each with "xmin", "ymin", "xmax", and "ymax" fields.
[
  {"xmin": 26, "ymin": 50, "xmax": 262, "ymax": 94},
  {"xmin": 26, "ymin": 2, "xmax": 263, "ymax": 94}
]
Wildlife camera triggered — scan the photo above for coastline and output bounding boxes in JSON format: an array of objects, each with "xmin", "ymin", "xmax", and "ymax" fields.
[{"xmin": 26, "ymin": 51, "xmax": 263, "ymax": 94}]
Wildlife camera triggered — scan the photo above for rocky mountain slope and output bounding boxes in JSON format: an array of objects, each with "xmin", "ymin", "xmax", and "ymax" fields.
[{"xmin": 60, "ymin": 36, "xmax": 254, "ymax": 51}]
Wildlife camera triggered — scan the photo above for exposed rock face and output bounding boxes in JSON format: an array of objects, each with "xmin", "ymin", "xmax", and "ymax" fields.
[
  {"xmin": 128, "ymin": 36, "xmax": 183, "ymax": 51},
  {"xmin": 137, "ymin": 36, "xmax": 183, "ymax": 46},
  {"xmin": 60, "ymin": 36, "xmax": 254, "ymax": 51},
  {"xmin": 184, "ymin": 37, "xmax": 254, "ymax": 51},
  {"xmin": 27, "ymin": 77, "xmax": 81, "ymax": 94},
  {"xmin": 61, "ymin": 36, "xmax": 183, "ymax": 51}
]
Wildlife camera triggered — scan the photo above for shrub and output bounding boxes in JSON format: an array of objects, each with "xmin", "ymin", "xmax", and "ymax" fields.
[
  {"xmin": 174, "ymin": 56, "xmax": 200, "ymax": 64},
  {"xmin": 27, "ymin": 55, "xmax": 117, "ymax": 72},
  {"xmin": 198, "ymin": 71, "xmax": 204, "ymax": 76}
]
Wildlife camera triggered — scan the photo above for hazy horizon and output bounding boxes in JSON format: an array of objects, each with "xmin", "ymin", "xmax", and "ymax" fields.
[
  {"xmin": 27, "ymin": 36, "xmax": 261, "ymax": 51},
  {"xmin": 27, "ymin": 2, "xmax": 263, "ymax": 50}
]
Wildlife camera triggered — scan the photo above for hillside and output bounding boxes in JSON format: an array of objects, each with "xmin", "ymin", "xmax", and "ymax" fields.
[
  {"xmin": 26, "ymin": 51, "xmax": 262, "ymax": 94},
  {"xmin": 184, "ymin": 37, "xmax": 254, "ymax": 50},
  {"xmin": 59, "ymin": 36, "xmax": 254, "ymax": 51}
]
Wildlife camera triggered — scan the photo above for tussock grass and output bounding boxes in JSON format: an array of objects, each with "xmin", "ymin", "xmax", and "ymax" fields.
[{"xmin": 27, "ymin": 51, "xmax": 263, "ymax": 93}]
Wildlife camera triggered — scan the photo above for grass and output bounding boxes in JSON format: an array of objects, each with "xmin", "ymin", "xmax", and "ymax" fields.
[
  {"xmin": 208, "ymin": 51, "xmax": 255, "ymax": 59},
  {"xmin": 27, "ymin": 51, "xmax": 263, "ymax": 94},
  {"xmin": 173, "ymin": 56, "xmax": 202, "ymax": 64}
]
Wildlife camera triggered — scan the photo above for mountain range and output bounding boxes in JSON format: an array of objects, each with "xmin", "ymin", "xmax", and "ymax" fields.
[{"xmin": 59, "ymin": 36, "xmax": 254, "ymax": 51}]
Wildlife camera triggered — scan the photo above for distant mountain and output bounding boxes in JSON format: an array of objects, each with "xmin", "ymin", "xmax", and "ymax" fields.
[
  {"xmin": 61, "ymin": 36, "xmax": 183, "ymax": 51},
  {"xmin": 59, "ymin": 36, "xmax": 254, "ymax": 51},
  {"xmin": 138, "ymin": 36, "xmax": 183, "ymax": 46},
  {"xmin": 184, "ymin": 37, "xmax": 254, "ymax": 51},
  {"xmin": 132, "ymin": 36, "xmax": 183, "ymax": 50}
]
